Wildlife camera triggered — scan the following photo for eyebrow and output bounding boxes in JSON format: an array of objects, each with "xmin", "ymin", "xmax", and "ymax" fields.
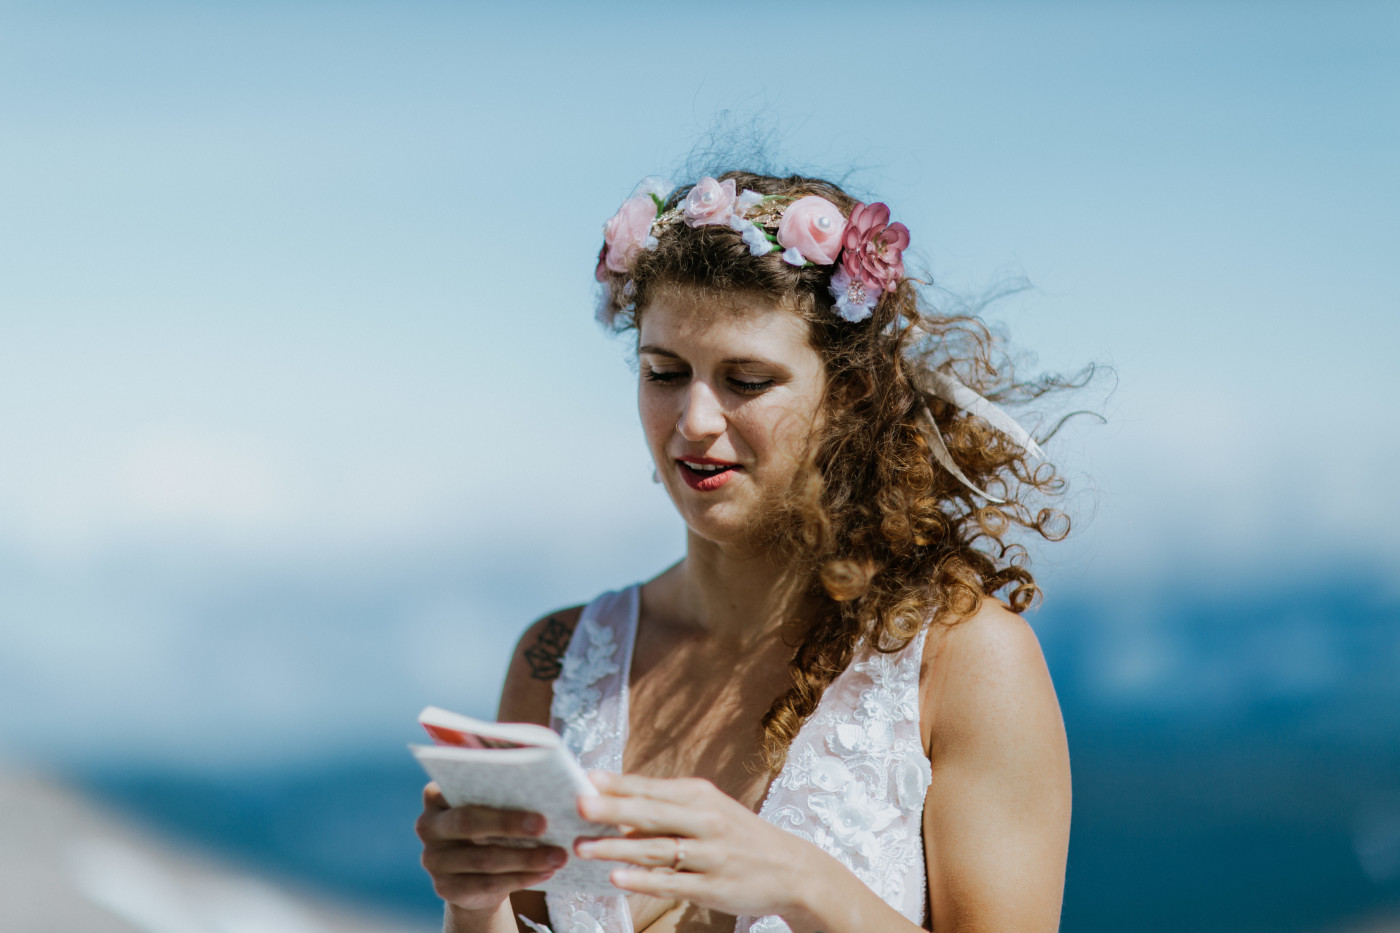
[{"xmin": 638, "ymin": 345, "xmax": 782, "ymax": 367}]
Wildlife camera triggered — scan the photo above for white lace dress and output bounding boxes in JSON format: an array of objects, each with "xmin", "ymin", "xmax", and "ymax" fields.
[{"xmin": 530, "ymin": 584, "xmax": 932, "ymax": 933}]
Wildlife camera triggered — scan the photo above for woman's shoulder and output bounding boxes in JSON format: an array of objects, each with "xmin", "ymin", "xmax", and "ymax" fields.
[
  {"xmin": 496, "ymin": 604, "xmax": 586, "ymax": 726},
  {"xmin": 920, "ymin": 596, "xmax": 1050, "ymax": 677},
  {"xmin": 918, "ymin": 596, "xmax": 1064, "ymax": 760}
]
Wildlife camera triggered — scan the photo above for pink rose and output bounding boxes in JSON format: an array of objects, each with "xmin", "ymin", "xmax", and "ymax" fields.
[
  {"xmin": 840, "ymin": 202, "xmax": 909, "ymax": 292},
  {"xmin": 776, "ymin": 196, "xmax": 846, "ymax": 265},
  {"xmin": 601, "ymin": 194, "xmax": 659, "ymax": 274},
  {"xmin": 682, "ymin": 177, "xmax": 737, "ymax": 226}
]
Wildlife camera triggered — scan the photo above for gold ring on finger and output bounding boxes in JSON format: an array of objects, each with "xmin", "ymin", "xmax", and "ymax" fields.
[{"xmin": 671, "ymin": 836, "xmax": 686, "ymax": 872}]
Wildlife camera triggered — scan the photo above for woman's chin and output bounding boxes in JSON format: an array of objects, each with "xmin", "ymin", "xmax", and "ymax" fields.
[
  {"xmin": 676, "ymin": 505, "xmax": 762, "ymax": 551},
  {"xmin": 677, "ymin": 503, "xmax": 790, "ymax": 555}
]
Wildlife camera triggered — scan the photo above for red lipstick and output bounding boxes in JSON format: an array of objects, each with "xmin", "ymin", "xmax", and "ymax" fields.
[{"xmin": 676, "ymin": 457, "xmax": 741, "ymax": 492}]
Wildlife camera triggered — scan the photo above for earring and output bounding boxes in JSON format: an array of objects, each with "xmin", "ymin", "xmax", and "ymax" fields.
[{"xmin": 651, "ymin": 467, "xmax": 661, "ymax": 484}]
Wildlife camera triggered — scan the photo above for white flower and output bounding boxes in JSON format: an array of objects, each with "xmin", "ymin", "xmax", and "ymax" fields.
[
  {"xmin": 808, "ymin": 780, "xmax": 900, "ymax": 863},
  {"xmin": 560, "ymin": 705, "xmax": 609, "ymax": 755},
  {"xmin": 729, "ymin": 215, "xmax": 775, "ymax": 256},
  {"xmin": 550, "ymin": 682, "xmax": 593, "ymax": 723},
  {"xmin": 864, "ymin": 717, "xmax": 897, "ymax": 750},
  {"xmin": 781, "ymin": 246, "xmax": 806, "ymax": 266},
  {"xmin": 859, "ymin": 687, "xmax": 898, "ymax": 722},
  {"xmin": 631, "ymin": 176, "xmax": 672, "ymax": 200},
  {"xmin": 809, "ymin": 757, "xmax": 853, "ymax": 792},
  {"xmin": 735, "ymin": 188, "xmax": 765, "ymax": 212},
  {"xmin": 749, "ymin": 917, "xmax": 791, "ymax": 933},
  {"xmin": 830, "ymin": 722, "xmax": 870, "ymax": 755},
  {"xmin": 894, "ymin": 756, "xmax": 932, "ymax": 810},
  {"xmin": 562, "ymin": 618, "xmax": 619, "ymax": 687},
  {"xmin": 517, "ymin": 916, "xmax": 553, "ymax": 933},
  {"xmin": 858, "ymin": 686, "xmax": 918, "ymax": 729},
  {"xmin": 829, "ymin": 266, "xmax": 880, "ymax": 322}
]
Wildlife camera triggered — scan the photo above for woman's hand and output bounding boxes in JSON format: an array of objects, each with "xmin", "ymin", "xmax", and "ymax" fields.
[
  {"xmin": 572, "ymin": 770, "xmax": 830, "ymax": 921},
  {"xmin": 416, "ymin": 781, "xmax": 569, "ymax": 911}
]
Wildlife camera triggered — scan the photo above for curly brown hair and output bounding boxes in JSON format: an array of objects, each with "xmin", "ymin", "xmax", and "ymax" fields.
[{"xmin": 597, "ymin": 170, "xmax": 1080, "ymax": 772}]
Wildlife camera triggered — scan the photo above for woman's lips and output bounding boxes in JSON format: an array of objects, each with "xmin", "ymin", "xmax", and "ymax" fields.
[{"xmin": 677, "ymin": 459, "xmax": 740, "ymax": 491}]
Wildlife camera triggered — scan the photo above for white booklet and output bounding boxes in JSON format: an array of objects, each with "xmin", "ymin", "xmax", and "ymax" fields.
[{"xmin": 410, "ymin": 706, "xmax": 625, "ymax": 895}]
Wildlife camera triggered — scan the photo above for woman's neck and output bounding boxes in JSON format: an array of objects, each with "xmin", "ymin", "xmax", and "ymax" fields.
[{"xmin": 646, "ymin": 531, "xmax": 813, "ymax": 649}]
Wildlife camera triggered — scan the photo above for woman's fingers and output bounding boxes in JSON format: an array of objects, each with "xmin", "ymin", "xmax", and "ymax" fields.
[
  {"xmin": 432, "ymin": 868, "xmax": 557, "ymax": 903},
  {"xmin": 423, "ymin": 842, "xmax": 568, "ymax": 876},
  {"xmin": 590, "ymin": 770, "xmax": 719, "ymax": 805},
  {"xmin": 575, "ymin": 834, "xmax": 702, "ymax": 870},
  {"xmin": 609, "ymin": 865, "xmax": 706, "ymax": 900},
  {"xmin": 577, "ymin": 792, "xmax": 710, "ymax": 837},
  {"xmin": 417, "ymin": 801, "xmax": 547, "ymax": 845},
  {"xmin": 415, "ymin": 783, "xmax": 560, "ymax": 910}
]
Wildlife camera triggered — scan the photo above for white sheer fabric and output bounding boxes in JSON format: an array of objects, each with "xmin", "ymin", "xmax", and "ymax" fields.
[{"xmin": 534, "ymin": 585, "xmax": 931, "ymax": 933}]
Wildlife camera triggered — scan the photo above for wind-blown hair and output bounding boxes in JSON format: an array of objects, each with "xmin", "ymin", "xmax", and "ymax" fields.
[{"xmin": 597, "ymin": 170, "xmax": 1080, "ymax": 772}]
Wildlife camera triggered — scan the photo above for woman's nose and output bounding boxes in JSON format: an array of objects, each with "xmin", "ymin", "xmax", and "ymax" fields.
[{"xmin": 676, "ymin": 381, "xmax": 726, "ymax": 441}]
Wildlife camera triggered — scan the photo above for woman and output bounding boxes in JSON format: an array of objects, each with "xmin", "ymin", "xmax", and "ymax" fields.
[{"xmin": 417, "ymin": 170, "xmax": 1074, "ymax": 933}]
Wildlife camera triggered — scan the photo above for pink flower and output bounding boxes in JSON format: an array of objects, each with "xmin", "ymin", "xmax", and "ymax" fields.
[
  {"xmin": 840, "ymin": 202, "xmax": 909, "ymax": 292},
  {"xmin": 776, "ymin": 196, "xmax": 846, "ymax": 265},
  {"xmin": 601, "ymin": 194, "xmax": 659, "ymax": 274},
  {"xmin": 682, "ymin": 177, "xmax": 737, "ymax": 226}
]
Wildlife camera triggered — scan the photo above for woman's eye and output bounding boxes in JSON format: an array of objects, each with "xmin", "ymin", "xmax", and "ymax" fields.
[
  {"xmin": 729, "ymin": 378, "xmax": 775, "ymax": 394},
  {"xmin": 644, "ymin": 369, "xmax": 686, "ymax": 384}
]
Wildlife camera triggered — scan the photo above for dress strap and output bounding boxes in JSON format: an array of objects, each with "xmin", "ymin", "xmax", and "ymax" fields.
[
  {"xmin": 545, "ymin": 585, "xmax": 640, "ymax": 933},
  {"xmin": 549, "ymin": 585, "xmax": 638, "ymax": 771}
]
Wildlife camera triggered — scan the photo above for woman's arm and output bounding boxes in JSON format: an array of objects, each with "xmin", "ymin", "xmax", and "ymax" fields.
[
  {"xmin": 496, "ymin": 608, "xmax": 582, "ymax": 930},
  {"xmin": 918, "ymin": 600, "xmax": 1073, "ymax": 932},
  {"xmin": 424, "ymin": 606, "xmax": 584, "ymax": 933}
]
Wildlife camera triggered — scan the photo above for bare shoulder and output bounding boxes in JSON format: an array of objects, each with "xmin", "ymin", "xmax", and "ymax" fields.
[
  {"xmin": 496, "ymin": 605, "xmax": 586, "ymax": 726},
  {"xmin": 919, "ymin": 597, "xmax": 1064, "ymax": 760},
  {"xmin": 918, "ymin": 599, "xmax": 1071, "ymax": 929}
]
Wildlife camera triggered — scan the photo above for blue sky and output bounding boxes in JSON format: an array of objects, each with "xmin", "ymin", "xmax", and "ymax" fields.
[{"xmin": 1, "ymin": 1, "xmax": 1397, "ymax": 769}]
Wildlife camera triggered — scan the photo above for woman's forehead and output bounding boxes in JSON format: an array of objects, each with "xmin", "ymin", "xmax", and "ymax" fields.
[{"xmin": 637, "ymin": 291, "xmax": 813, "ymax": 357}]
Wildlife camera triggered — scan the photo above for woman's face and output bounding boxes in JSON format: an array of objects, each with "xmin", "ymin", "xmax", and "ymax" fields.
[{"xmin": 637, "ymin": 289, "xmax": 827, "ymax": 549}]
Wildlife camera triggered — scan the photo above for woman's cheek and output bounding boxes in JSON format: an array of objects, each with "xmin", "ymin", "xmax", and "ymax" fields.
[{"xmin": 638, "ymin": 392, "xmax": 673, "ymax": 448}]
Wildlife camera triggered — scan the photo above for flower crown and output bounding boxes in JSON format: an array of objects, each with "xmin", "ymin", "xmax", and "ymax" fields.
[
  {"xmin": 596, "ymin": 176, "xmax": 910, "ymax": 323},
  {"xmin": 595, "ymin": 175, "xmax": 1046, "ymax": 502}
]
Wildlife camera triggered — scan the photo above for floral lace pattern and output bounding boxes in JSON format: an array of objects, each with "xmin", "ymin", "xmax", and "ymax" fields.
[
  {"xmin": 539, "ymin": 586, "xmax": 932, "ymax": 933},
  {"xmin": 550, "ymin": 614, "xmax": 621, "ymax": 757},
  {"xmin": 735, "ymin": 633, "xmax": 932, "ymax": 933},
  {"xmin": 544, "ymin": 588, "xmax": 638, "ymax": 933}
]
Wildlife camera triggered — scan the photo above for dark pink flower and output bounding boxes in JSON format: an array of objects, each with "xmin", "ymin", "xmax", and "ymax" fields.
[{"xmin": 840, "ymin": 202, "xmax": 910, "ymax": 293}]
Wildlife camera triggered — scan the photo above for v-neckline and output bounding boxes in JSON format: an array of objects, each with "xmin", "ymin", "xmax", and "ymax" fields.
[{"xmin": 612, "ymin": 582, "xmax": 829, "ymax": 820}]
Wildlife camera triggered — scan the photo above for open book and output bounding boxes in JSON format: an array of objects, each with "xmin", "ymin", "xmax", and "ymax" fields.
[{"xmin": 410, "ymin": 706, "xmax": 624, "ymax": 895}]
